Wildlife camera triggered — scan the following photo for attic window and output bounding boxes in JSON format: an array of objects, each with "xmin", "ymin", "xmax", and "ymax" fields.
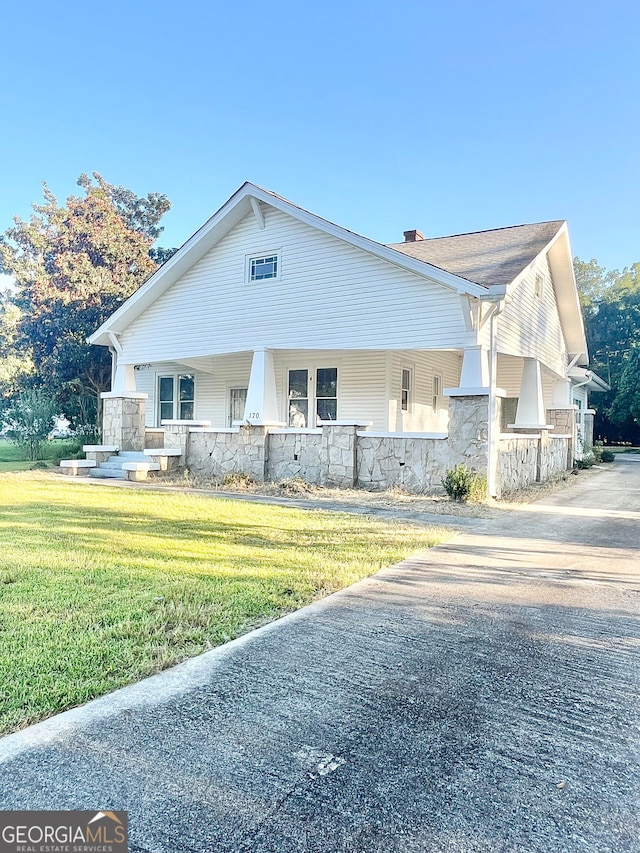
[
  {"xmin": 248, "ymin": 253, "xmax": 279, "ymax": 282},
  {"xmin": 535, "ymin": 274, "xmax": 544, "ymax": 299}
]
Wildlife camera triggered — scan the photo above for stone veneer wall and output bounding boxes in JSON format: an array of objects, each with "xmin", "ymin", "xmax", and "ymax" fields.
[
  {"xmin": 188, "ymin": 427, "xmax": 269, "ymax": 482},
  {"xmin": 498, "ymin": 436, "xmax": 539, "ymax": 496},
  {"xmin": 540, "ymin": 434, "xmax": 571, "ymax": 481},
  {"xmin": 102, "ymin": 396, "xmax": 146, "ymax": 451},
  {"xmin": 267, "ymin": 432, "xmax": 324, "ymax": 483},
  {"xmin": 356, "ymin": 435, "xmax": 450, "ymax": 493},
  {"xmin": 447, "ymin": 395, "xmax": 489, "ymax": 473}
]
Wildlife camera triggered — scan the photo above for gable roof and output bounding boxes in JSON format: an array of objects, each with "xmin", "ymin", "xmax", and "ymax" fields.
[
  {"xmin": 387, "ymin": 221, "xmax": 565, "ymax": 288},
  {"xmin": 89, "ymin": 183, "xmax": 587, "ymax": 363},
  {"xmin": 90, "ymin": 183, "xmax": 494, "ymax": 347}
]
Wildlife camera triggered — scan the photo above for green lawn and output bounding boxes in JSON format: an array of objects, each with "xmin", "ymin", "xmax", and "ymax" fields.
[
  {"xmin": 0, "ymin": 472, "xmax": 447, "ymax": 734},
  {"xmin": 0, "ymin": 437, "xmax": 81, "ymax": 472}
]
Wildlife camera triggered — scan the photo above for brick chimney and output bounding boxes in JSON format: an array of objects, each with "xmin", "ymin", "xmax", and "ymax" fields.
[{"xmin": 403, "ymin": 229, "xmax": 424, "ymax": 242}]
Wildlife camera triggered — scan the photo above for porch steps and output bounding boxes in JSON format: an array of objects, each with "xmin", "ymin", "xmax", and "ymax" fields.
[{"xmin": 89, "ymin": 451, "xmax": 148, "ymax": 480}]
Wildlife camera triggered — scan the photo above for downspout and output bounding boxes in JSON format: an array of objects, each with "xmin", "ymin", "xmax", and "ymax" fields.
[{"xmin": 486, "ymin": 299, "xmax": 506, "ymax": 498}]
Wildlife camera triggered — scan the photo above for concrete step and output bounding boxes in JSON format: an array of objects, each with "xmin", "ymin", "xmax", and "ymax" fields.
[
  {"xmin": 99, "ymin": 461, "xmax": 127, "ymax": 471},
  {"xmin": 89, "ymin": 468, "xmax": 127, "ymax": 480},
  {"xmin": 117, "ymin": 452, "xmax": 149, "ymax": 461}
]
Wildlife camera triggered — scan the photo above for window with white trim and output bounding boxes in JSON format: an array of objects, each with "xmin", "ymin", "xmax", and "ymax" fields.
[
  {"xmin": 401, "ymin": 368, "xmax": 412, "ymax": 411},
  {"xmin": 157, "ymin": 373, "xmax": 194, "ymax": 423},
  {"xmin": 288, "ymin": 367, "xmax": 338, "ymax": 427},
  {"xmin": 247, "ymin": 251, "xmax": 280, "ymax": 282},
  {"xmin": 432, "ymin": 374, "xmax": 442, "ymax": 412}
]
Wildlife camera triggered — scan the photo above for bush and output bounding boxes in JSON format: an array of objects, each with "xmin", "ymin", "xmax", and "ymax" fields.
[
  {"xmin": 601, "ymin": 449, "xmax": 615, "ymax": 463},
  {"xmin": 1, "ymin": 390, "xmax": 58, "ymax": 461},
  {"xmin": 441, "ymin": 463, "xmax": 487, "ymax": 502},
  {"xmin": 575, "ymin": 453, "xmax": 595, "ymax": 469}
]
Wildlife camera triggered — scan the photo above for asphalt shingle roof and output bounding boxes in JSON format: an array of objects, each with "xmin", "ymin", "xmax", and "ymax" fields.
[{"xmin": 387, "ymin": 221, "xmax": 565, "ymax": 287}]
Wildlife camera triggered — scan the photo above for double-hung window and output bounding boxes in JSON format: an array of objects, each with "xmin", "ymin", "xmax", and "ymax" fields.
[
  {"xmin": 288, "ymin": 367, "xmax": 338, "ymax": 427},
  {"xmin": 401, "ymin": 368, "xmax": 412, "ymax": 411},
  {"xmin": 432, "ymin": 374, "xmax": 442, "ymax": 412},
  {"xmin": 157, "ymin": 374, "xmax": 195, "ymax": 423}
]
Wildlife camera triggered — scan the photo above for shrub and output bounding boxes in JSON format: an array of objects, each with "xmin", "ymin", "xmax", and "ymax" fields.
[
  {"xmin": 441, "ymin": 463, "xmax": 486, "ymax": 502},
  {"xmin": 575, "ymin": 453, "xmax": 595, "ymax": 469},
  {"xmin": 592, "ymin": 442, "xmax": 604, "ymax": 463},
  {"xmin": 1, "ymin": 390, "xmax": 58, "ymax": 461},
  {"xmin": 601, "ymin": 449, "xmax": 615, "ymax": 463}
]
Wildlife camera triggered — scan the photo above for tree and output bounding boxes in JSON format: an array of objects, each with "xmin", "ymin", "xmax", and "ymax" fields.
[
  {"xmin": 0, "ymin": 289, "xmax": 34, "ymax": 400},
  {"xmin": 609, "ymin": 346, "xmax": 640, "ymax": 428},
  {"xmin": 574, "ymin": 257, "xmax": 640, "ymax": 443},
  {"xmin": 0, "ymin": 174, "xmax": 171, "ymax": 423}
]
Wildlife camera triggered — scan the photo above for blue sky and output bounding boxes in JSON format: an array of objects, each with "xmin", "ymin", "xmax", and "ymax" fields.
[{"xmin": 1, "ymin": 0, "xmax": 638, "ymax": 273}]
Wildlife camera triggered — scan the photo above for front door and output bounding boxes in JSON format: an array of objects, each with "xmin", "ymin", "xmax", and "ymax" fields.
[{"xmin": 229, "ymin": 387, "xmax": 248, "ymax": 426}]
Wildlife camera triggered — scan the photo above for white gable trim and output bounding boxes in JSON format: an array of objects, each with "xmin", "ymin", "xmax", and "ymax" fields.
[{"xmin": 89, "ymin": 183, "xmax": 489, "ymax": 347}]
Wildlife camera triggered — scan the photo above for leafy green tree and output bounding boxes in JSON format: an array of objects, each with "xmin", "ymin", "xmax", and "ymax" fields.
[
  {"xmin": 0, "ymin": 174, "xmax": 171, "ymax": 422},
  {"xmin": 574, "ymin": 257, "xmax": 640, "ymax": 443},
  {"xmin": 609, "ymin": 346, "xmax": 640, "ymax": 429},
  {"xmin": 1, "ymin": 388, "xmax": 57, "ymax": 460},
  {"xmin": 0, "ymin": 289, "xmax": 34, "ymax": 399}
]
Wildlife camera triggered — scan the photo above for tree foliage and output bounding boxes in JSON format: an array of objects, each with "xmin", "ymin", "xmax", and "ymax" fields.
[
  {"xmin": 574, "ymin": 258, "xmax": 640, "ymax": 443},
  {"xmin": 0, "ymin": 173, "xmax": 171, "ymax": 422},
  {"xmin": 0, "ymin": 289, "xmax": 34, "ymax": 399},
  {"xmin": 1, "ymin": 388, "xmax": 58, "ymax": 460}
]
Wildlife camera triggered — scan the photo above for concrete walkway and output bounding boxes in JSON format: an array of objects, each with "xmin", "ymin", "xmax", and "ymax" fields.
[{"xmin": 2, "ymin": 458, "xmax": 639, "ymax": 852}]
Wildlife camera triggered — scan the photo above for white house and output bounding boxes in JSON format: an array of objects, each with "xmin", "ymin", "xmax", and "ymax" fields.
[{"xmin": 80, "ymin": 182, "xmax": 604, "ymax": 495}]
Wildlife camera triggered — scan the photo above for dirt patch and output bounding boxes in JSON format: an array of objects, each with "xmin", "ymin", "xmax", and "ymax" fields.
[{"xmin": 161, "ymin": 467, "xmax": 604, "ymax": 520}]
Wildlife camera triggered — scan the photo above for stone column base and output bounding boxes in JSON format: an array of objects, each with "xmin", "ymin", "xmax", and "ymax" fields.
[{"xmin": 101, "ymin": 393, "xmax": 147, "ymax": 451}]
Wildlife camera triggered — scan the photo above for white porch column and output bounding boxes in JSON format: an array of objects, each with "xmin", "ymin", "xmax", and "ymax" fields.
[
  {"xmin": 511, "ymin": 358, "xmax": 552, "ymax": 429},
  {"xmin": 458, "ymin": 344, "xmax": 490, "ymax": 392},
  {"xmin": 244, "ymin": 348, "xmax": 283, "ymax": 425},
  {"xmin": 112, "ymin": 362, "xmax": 137, "ymax": 394}
]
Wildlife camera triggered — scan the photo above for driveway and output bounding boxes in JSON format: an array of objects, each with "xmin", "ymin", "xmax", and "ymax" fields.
[{"xmin": 1, "ymin": 458, "xmax": 639, "ymax": 852}]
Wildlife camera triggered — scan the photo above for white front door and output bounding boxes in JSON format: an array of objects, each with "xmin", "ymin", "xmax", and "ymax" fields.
[{"xmin": 229, "ymin": 387, "xmax": 248, "ymax": 426}]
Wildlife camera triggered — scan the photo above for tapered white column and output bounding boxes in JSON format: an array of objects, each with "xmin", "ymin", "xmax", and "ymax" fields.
[
  {"xmin": 244, "ymin": 348, "xmax": 283, "ymax": 425},
  {"xmin": 112, "ymin": 362, "xmax": 137, "ymax": 394},
  {"xmin": 512, "ymin": 358, "xmax": 551, "ymax": 428},
  {"xmin": 459, "ymin": 345, "xmax": 490, "ymax": 391}
]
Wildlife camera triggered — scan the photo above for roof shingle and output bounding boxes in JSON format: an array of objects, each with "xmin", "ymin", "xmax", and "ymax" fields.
[{"xmin": 387, "ymin": 221, "xmax": 565, "ymax": 287}]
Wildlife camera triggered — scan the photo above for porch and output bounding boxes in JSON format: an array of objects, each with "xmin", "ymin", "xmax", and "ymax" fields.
[{"xmin": 65, "ymin": 346, "xmax": 587, "ymax": 496}]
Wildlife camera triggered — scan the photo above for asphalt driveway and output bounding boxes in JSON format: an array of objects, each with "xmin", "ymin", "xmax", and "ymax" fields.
[{"xmin": 1, "ymin": 458, "xmax": 639, "ymax": 852}]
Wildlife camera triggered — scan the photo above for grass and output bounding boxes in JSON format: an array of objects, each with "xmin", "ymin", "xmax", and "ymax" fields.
[
  {"xmin": 0, "ymin": 437, "xmax": 82, "ymax": 472},
  {"xmin": 0, "ymin": 472, "xmax": 448, "ymax": 734}
]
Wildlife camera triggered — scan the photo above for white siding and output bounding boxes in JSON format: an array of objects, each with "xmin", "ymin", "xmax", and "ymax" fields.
[
  {"xmin": 119, "ymin": 206, "xmax": 471, "ymax": 364},
  {"xmin": 497, "ymin": 354, "xmax": 561, "ymax": 413},
  {"xmin": 389, "ymin": 350, "xmax": 461, "ymax": 432},
  {"xmin": 492, "ymin": 254, "xmax": 568, "ymax": 377},
  {"xmin": 496, "ymin": 355, "xmax": 523, "ymax": 397},
  {"xmin": 134, "ymin": 349, "xmax": 464, "ymax": 431},
  {"xmin": 274, "ymin": 350, "xmax": 388, "ymax": 429}
]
